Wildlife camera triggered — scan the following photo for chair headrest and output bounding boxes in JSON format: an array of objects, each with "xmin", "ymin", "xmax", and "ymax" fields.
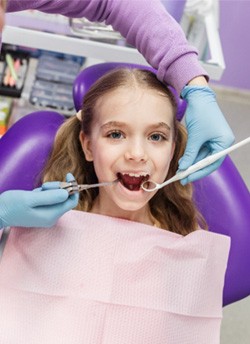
[{"xmin": 73, "ymin": 62, "xmax": 187, "ymax": 121}]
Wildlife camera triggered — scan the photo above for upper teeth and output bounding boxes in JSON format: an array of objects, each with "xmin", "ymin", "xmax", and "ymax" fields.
[{"xmin": 125, "ymin": 172, "xmax": 149, "ymax": 177}]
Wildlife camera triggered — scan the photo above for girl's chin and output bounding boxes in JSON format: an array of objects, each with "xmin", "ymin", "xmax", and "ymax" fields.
[
  {"xmin": 111, "ymin": 181, "xmax": 153, "ymax": 210},
  {"xmin": 96, "ymin": 180, "xmax": 155, "ymax": 215}
]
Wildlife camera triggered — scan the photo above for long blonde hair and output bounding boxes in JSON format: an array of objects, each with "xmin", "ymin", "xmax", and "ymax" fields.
[{"xmin": 43, "ymin": 68, "xmax": 207, "ymax": 235}]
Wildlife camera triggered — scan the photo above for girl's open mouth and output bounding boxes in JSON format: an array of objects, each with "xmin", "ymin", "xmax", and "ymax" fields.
[{"xmin": 117, "ymin": 172, "xmax": 150, "ymax": 191}]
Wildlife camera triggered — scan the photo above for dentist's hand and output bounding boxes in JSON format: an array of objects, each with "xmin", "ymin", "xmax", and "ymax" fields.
[
  {"xmin": 0, "ymin": 173, "xmax": 78, "ymax": 229},
  {"xmin": 179, "ymin": 85, "xmax": 235, "ymax": 184}
]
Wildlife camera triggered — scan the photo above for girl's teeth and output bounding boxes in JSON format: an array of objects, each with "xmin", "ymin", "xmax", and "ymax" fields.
[{"xmin": 127, "ymin": 172, "xmax": 148, "ymax": 177}]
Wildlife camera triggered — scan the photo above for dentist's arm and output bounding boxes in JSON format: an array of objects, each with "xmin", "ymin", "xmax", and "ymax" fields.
[
  {"xmin": 6, "ymin": 0, "xmax": 206, "ymax": 94},
  {"xmin": 6, "ymin": 0, "xmax": 235, "ymax": 182}
]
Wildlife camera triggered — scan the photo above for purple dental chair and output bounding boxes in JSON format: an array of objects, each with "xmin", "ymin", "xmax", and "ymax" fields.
[{"xmin": 0, "ymin": 62, "xmax": 249, "ymax": 307}]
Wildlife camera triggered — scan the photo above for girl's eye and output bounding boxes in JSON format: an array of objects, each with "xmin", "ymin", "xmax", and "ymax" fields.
[
  {"xmin": 107, "ymin": 131, "xmax": 124, "ymax": 139},
  {"xmin": 149, "ymin": 133, "xmax": 167, "ymax": 142}
]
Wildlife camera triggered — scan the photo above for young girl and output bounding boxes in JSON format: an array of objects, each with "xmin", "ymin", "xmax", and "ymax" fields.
[
  {"xmin": 0, "ymin": 68, "xmax": 230, "ymax": 344},
  {"xmin": 43, "ymin": 67, "xmax": 205, "ymax": 235}
]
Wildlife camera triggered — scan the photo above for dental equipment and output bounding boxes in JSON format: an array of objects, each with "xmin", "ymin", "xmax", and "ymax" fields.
[
  {"xmin": 141, "ymin": 136, "xmax": 250, "ymax": 192},
  {"xmin": 60, "ymin": 179, "xmax": 117, "ymax": 195}
]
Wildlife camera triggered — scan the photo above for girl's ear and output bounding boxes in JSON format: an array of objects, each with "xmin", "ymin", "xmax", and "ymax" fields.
[{"xmin": 79, "ymin": 131, "xmax": 93, "ymax": 161}]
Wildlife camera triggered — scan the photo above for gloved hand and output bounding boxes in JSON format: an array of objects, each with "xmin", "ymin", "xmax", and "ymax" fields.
[
  {"xmin": 0, "ymin": 173, "xmax": 79, "ymax": 229},
  {"xmin": 179, "ymin": 85, "xmax": 235, "ymax": 184}
]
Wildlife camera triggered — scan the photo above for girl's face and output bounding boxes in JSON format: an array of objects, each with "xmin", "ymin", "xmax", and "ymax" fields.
[{"xmin": 80, "ymin": 86, "xmax": 176, "ymax": 224}]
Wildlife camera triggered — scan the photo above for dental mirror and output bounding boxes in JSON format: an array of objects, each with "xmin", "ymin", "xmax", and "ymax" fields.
[{"xmin": 141, "ymin": 136, "xmax": 250, "ymax": 192}]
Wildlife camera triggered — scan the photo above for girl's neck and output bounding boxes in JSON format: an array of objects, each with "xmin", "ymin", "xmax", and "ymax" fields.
[{"xmin": 90, "ymin": 198, "xmax": 158, "ymax": 227}]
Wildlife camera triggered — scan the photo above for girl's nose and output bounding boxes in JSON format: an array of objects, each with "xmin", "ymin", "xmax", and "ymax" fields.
[{"xmin": 124, "ymin": 140, "xmax": 148, "ymax": 162}]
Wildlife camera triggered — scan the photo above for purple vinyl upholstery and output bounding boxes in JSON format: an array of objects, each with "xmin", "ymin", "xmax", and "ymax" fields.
[
  {"xmin": 73, "ymin": 62, "xmax": 187, "ymax": 122},
  {"xmin": 194, "ymin": 158, "xmax": 250, "ymax": 306},
  {"xmin": 0, "ymin": 111, "xmax": 64, "ymax": 193},
  {"xmin": 0, "ymin": 63, "xmax": 249, "ymax": 307}
]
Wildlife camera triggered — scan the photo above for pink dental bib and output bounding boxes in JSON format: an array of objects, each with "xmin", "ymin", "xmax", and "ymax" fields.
[{"xmin": 0, "ymin": 210, "xmax": 230, "ymax": 344}]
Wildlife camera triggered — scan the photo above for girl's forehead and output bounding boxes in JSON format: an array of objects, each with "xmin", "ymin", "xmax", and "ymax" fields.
[
  {"xmin": 93, "ymin": 87, "xmax": 175, "ymax": 128},
  {"xmin": 95, "ymin": 86, "xmax": 173, "ymax": 111}
]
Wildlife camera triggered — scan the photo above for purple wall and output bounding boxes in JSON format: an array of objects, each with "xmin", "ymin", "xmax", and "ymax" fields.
[
  {"xmin": 162, "ymin": 0, "xmax": 186, "ymax": 23},
  {"xmin": 214, "ymin": 0, "xmax": 250, "ymax": 90},
  {"xmin": 162, "ymin": 0, "xmax": 250, "ymax": 90}
]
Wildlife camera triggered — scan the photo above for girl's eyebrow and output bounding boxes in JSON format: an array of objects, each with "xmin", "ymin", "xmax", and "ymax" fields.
[
  {"xmin": 101, "ymin": 121, "xmax": 171, "ymax": 131},
  {"xmin": 101, "ymin": 121, "xmax": 126, "ymax": 130},
  {"xmin": 149, "ymin": 122, "xmax": 171, "ymax": 132}
]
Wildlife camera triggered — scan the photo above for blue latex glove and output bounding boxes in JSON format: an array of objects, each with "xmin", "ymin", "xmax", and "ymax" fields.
[
  {"xmin": 179, "ymin": 85, "xmax": 235, "ymax": 184},
  {"xmin": 0, "ymin": 173, "xmax": 78, "ymax": 229}
]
